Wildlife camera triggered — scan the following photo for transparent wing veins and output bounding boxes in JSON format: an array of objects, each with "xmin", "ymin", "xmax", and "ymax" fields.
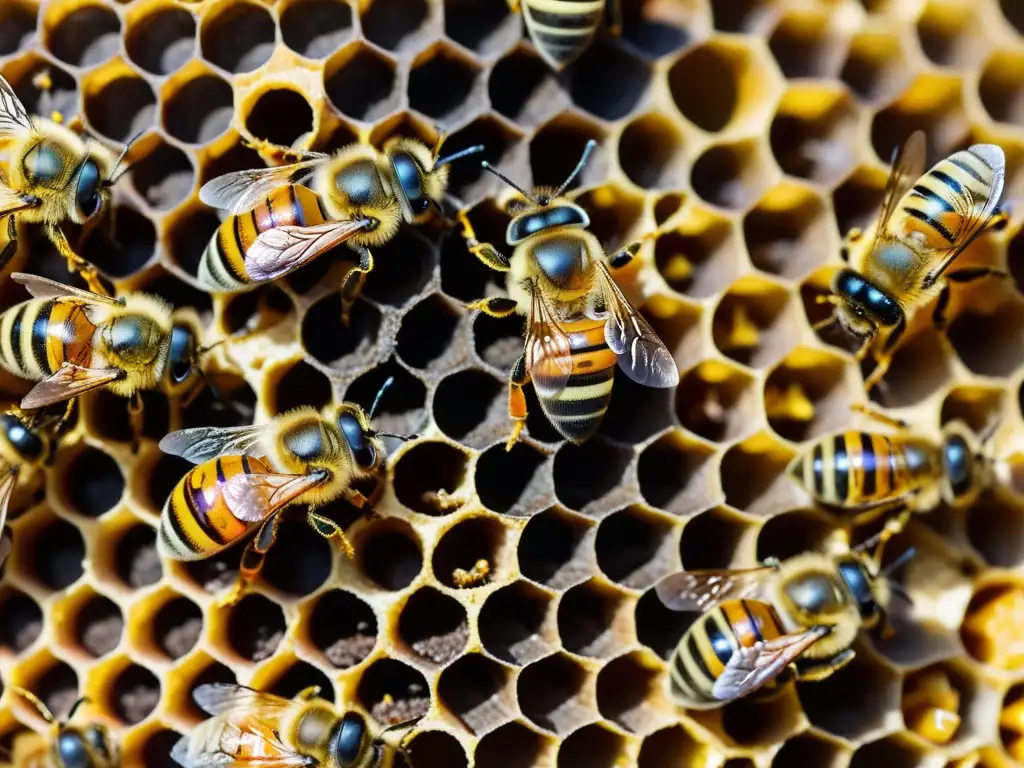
[{"xmin": 159, "ymin": 425, "xmax": 269, "ymax": 464}]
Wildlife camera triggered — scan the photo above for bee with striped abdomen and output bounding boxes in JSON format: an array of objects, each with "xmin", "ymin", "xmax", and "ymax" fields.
[
  {"xmin": 787, "ymin": 403, "xmax": 993, "ymax": 535},
  {"xmin": 157, "ymin": 379, "xmax": 413, "ymax": 605},
  {"xmin": 0, "ymin": 273, "xmax": 204, "ymax": 451},
  {"xmin": 815, "ymin": 131, "xmax": 1008, "ymax": 392},
  {"xmin": 196, "ymin": 135, "xmax": 483, "ymax": 322},
  {"xmin": 512, "ymin": 0, "xmax": 622, "ymax": 70},
  {"xmin": 172, "ymin": 683, "xmax": 419, "ymax": 768},
  {"xmin": 9, "ymin": 685, "xmax": 118, "ymax": 767},
  {"xmin": 655, "ymin": 529, "xmax": 910, "ymax": 709},
  {"xmin": 457, "ymin": 140, "xmax": 679, "ymax": 449}
]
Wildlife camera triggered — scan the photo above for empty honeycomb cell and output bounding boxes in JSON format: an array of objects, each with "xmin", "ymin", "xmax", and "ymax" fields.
[
  {"xmin": 399, "ymin": 586, "xmax": 468, "ymax": 665},
  {"xmin": 518, "ymin": 652, "xmax": 593, "ymax": 735},
  {"xmin": 59, "ymin": 445, "xmax": 124, "ymax": 518},
  {"xmin": 183, "ymin": 544, "xmax": 241, "ymax": 595},
  {"xmin": 0, "ymin": 589, "xmax": 43, "ymax": 653},
  {"xmin": 166, "ymin": 204, "xmax": 219, "ymax": 277},
  {"xmin": 261, "ymin": 516, "xmax": 332, "ymax": 597},
  {"xmin": 108, "ymin": 662, "xmax": 161, "ymax": 724},
  {"xmin": 768, "ymin": 10, "xmax": 843, "ymax": 79},
  {"xmin": 445, "ymin": 0, "xmax": 516, "ymax": 55},
  {"xmin": 23, "ymin": 660, "xmax": 79, "ymax": 721},
  {"xmin": 80, "ymin": 204, "xmax": 157, "ymax": 277},
  {"xmin": 637, "ymin": 431, "xmax": 719, "ymax": 517},
  {"xmin": 432, "ymin": 515, "xmax": 506, "ymax": 589},
  {"xmin": 692, "ymin": 138, "xmax": 775, "ymax": 211},
  {"xmin": 263, "ymin": 660, "xmax": 334, "ymax": 700},
  {"xmin": 517, "ymin": 508, "xmax": 593, "ymax": 591},
  {"xmin": 405, "ymin": 730, "xmax": 468, "ymax": 768},
  {"xmin": 966, "ymin": 500, "xmax": 1024, "ymax": 568},
  {"xmin": 174, "ymin": 658, "xmax": 236, "ymax": 719},
  {"xmin": 756, "ymin": 509, "xmax": 837, "ymax": 563},
  {"xmin": 138, "ymin": 727, "xmax": 183, "ymax": 768},
  {"xmin": 713, "ymin": 276, "xmax": 799, "ymax": 369},
  {"xmin": 357, "ymin": 657, "xmax": 431, "ymax": 723},
  {"xmin": 568, "ymin": 40, "xmax": 651, "ymax": 122},
  {"xmin": 361, "ymin": 0, "xmax": 432, "ymax": 52},
  {"xmin": 356, "ymin": 519, "xmax": 423, "ymax": 591},
  {"xmin": 266, "ymin": 359, "xmax": 333, "ymax": 415},
  {"xmin": 393, "ymin": 440, "xmax": 470, "ymax": 516},
  {"xmin": 305, "ymin": 588, "xmax": 377, "ymax": 668},
  {"xmin": 433, "ymin": 369, "xmax": 505, "ymax": 447},
  {"xmin": 675, "ymin": 361, "xmax": 760, "ymax": 443},
  {"xmin": 916, "ymin": 1, "xmax": 986, "ymax": 69},
  {"xmin": 832, "ymin": 165, "xmax": 886, "ymax": 239},
  {"xmin": 744, "ymin": 185, "xmax": 832, "ymax": 281},
  {"xmin": 668, "ymin": 40, "xmax": 771, "ymax": 133},
  {"xmin": 408, "ymin": 44, "xmax": 482, "ymax": 124},
  {"xmin": 764, "ymin": 347, "xmax": 856, "ymax": 442},
  {"xmin": 770, "ymin": 87, "xmax": 860, "ymax": 185},
  {"xmin": 949, "ymin": 302, "xmax": 1024, "ymax": 378},
  {"xmin": 557, "ymin": 579, "xmax": 631, "ymax": 658},
  {"xmin": 128, "ymin": 140, "xmax": 195, "ymax": 211},
  {"xmin": 980, "ymin": 51, "xmax": 1024, "ymax": 126},
  {"xmin": 398, "ymin": 295, "xmax": 461, "ymax": 370},
  {"xmin": 654, "ymin": 192, "xmax": 685, "ymax": 226},
  {"xmin": 475, "ymin": 442, "xmax": 551, "ymax": 517},
  {"xmin": 225, "ymin": 594, "xmax": 286, "ymax": 663},
  {"xmin": 720, "ymin": 685, "xmax": 805, "ymax": 746},
  {"xmin": 655, "ymin": 211, "xmax": 742, "ymax": 299},
  {"xmin": 720, "ymin": 433, "xmax": 800, "ymax": 518},
  {"xmin": 619, "ymin": 113, "xmax": 686, "ymax": 190},
  {"xmin": 479, "ymin": 580, "xmax": 557, "ymax": 665},
  {"xmin": 557, "ymin": 722, "xmax": 625, "ymax": 768},
  {"xmin": 22, "ymin": 515, "xmax": 84, "ymax": 591},
  {"xmin": 6, "ymin": 60, "xmax": 78, "ymax": 120},
  {"xmin": 437, "ymin": 652, "xmax": 515, "ymax": 734},
  {"xmin": 324, "ymin": 42, "xmax": 401, "ymax": 122},
  {"xmin": 876, "ymin": 330, "xmax": 953, "ymax": 408},
  {"xmin": 552, "ymin": 438, "xmax": 633, "ymax": 514},
  {"xmin": 679, "ymin": 505, "xmax": 751, "ymax": 569},
  {"xmin": 573, "ymin": 183, "xmax": 645, "ymax": 254},
  {"xmin": 43, "ymin": 1, "xmax": 120, "ymax": 68},
  {"xmin": 152, "ymin": 595, "xmax": 203, "ymax": 660},
  {"xmin": 772, "ymin": 732, "xmax": 847, "ymax": 768},
  {"xmin": 114, "ymin": 522, "xmax": 161, "ymax": 588},
  {"xmin": 125, "ymin": 1, "xmax": 196, "ymax": 75},
  {"xmin": 163, "ymin": 72, "xmax": 234, "ymax": 144},
  {"xmin": 346, "ymin": 361, "xmax": 427, "ymax": 439},
  {"xmin": 280, "ymin": 0, "xmax": 353, "ymax": 59},
  {"xmin": 595, "ymin": 651, "xmax": 664, "ymax": 733},
  {"xmin": 841, "ymin": 31, "xmax": 910, "ymax": 106},
  {"xmin": 199, "ymin": 0, "xmax": 276, "ymax": 74},
  {"xmin": 595, "ymin": 507, "xmax": 675, "ymax": 590},
  {"xmin": 361, "ymin": 232, "xmax": 436, "ymax": 308},
  {"xmin": 529, "ymin": 119, "xmax": 606, "ymax": 192},
  {"xmin": 83, "ymin": 71, "xmax": 156, "ymax": 143},
  {"xmin": 489, "ymin": 48, "xmax": 568, "ymax": 128},
  {"xmin": 221, "ymin": 286, "xmax": 293, "ymax": 338},
  {"xmin": 638, "ymin": 724, "xmax": 708, "ymax": 768},
  {"xmin": 442, "ymin": 115, "xmax": 523, "ymax": 203},
  {"xmin": 145, "ymin": 452, "xmax": 191, "ymax": 518},
  {"xmin": 301, "ymin": 294, "xmax": 383, "ymax": 372},
  {"xmin": 245, "ymin": 87, "xmax": 314, "ymax": 148},
  {"xmin": 848, "ymin": 735, "xmax": 931, "ymax": 768},
  {"xmin": 475, "ymin": 720, "xmax": 553, "ymax": 768},
  {"xmin": 870, "ymin": 77, "xmax": 967, "ymax": 165},
  {"xmin": 0, "ymin": 1, "xmax": 35, "ymax": 56},
  {"xmin": 940, "ymin": 384, "xmax": 1004, "ymax": 433},
  {"xmin": 71, "ymin": 592, "xmax": 123, "ymax": 658}
]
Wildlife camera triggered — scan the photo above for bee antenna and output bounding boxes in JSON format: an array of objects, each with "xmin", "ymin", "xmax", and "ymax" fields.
[
  {"xmin": 369, "ymin": 376, "xmax": 396, "ymax": 421},
  {"xmin": 882, "ymin": 547, "xmax": 917, "ymax": 578},
  {"xmin": 369, "ymin": 431, "xmax": 418, "ymax": 442},
  {"xmin": 64, "ymin": 696, "xmax": 90, "ymax": 722},
  {"xmin": 434, "ymin": 144, "xmax": 486, "ymax": 168},
  {"xmin": 104, "ymin": 129, "xmax": 146, "ymax": 187},
  {"xmin": 481, "ymin": 162, "xmax": 540, "ymax": 205},
  {"xmin": 552, "ymin": 139, "xmax": 597, "ymax": 199},
  {"xmin": 10, "ymin": 686, "xmax": 57, "ymax": 725},
  {"xmin": 812, "ymin": 314, "xmax": 838, "ymax": 331}
]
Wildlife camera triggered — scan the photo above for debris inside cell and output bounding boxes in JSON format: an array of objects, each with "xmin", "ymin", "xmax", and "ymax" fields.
[
  {"xmin": 765, "ymin": 383, "xmax": 815, "ymax": 423},
  {"xmin": 719, "ymin": 303, "xmax": 760, "ymax": 352},
  {"xmin": 452, "ymin": 558, "xmax": 491, "ymax": 588},
  {"xmin": 902, "ymin": 667, "xmax": 961, "ymax": 744}
]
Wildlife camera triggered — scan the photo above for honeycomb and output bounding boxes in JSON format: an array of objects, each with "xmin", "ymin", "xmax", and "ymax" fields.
[{"xmin": 1, "ymin": 0, "xmax": 1024, "ymax": 765}]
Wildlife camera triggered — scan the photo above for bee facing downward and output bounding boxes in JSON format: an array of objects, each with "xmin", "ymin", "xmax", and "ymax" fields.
[
  {"xmin": 655, "ymin": 528, "xmax": 911, "ymax": 709},
  {"xmin": 815, "ymin": 131, "xmax": 1008, "ymax": 392},
  {"xmin": 157, "ymin": 378, "xmax": 414, "ymax": 605},
  {"xmin": 0, "ymin": 74, "xmax": 133, "ymax": 295},
  {"xmin": 172, "ymin": 683, "xmax": 419, "ymax": 768},
  {"xmin": 512, "ymin": 0, "xmax": 622, "ymax": 70},
  {"xmin": 458, "ymin": 140, "xmax": 679, "ymax": 449},
  {"xmin": 196, "ymin": 134, "xmax": 484, "ymax": 321},
  {"xmin": 9, "ymin": 686, "xmax": 117, "ymax": 767}
]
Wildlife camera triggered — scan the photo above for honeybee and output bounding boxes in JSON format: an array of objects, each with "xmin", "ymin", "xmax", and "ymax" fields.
[
  {"xmin": 157, "ymin": 378, "xmax": 413, "ymax": 605},
  {"xmin": 9, "ymin": 685, "xmax": 118, "ymax": 767},
  {"xmin": 511, "ymin": 0, "xmax": 622, "ymax": 70},
  {"xmin": 816, "ymin": 131, "xmax": 1008, "ymax": 392},
  {"xmin": 0, "ymin": 74, "xmax": 133, "ymax": 295},
  {"xmin": 787, "ymin": 403, "xmax": 993, "ymax": 535},
  {"xmin": 172, "ymin": 683, "xmax": 418, "ymax": 768},
  {"xmin": 0, "ymin": 407, "xmax": 58, "ymax": 568},
  {"xmin": 196, "ymin": 134, "xmax": 484, "ymax": 320},
  {"xmin": 457, "ymin": 140, "xmax": 679, "ymax": 449},
  {"xmin": 655, "ymin": 529, "xmax": 911, "ymax": 709},
  {"xmin": 0, "ymin": 273, "xmax": 203, "ymax": 450}
]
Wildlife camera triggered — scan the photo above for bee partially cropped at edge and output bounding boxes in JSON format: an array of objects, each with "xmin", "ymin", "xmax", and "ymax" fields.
[
  {"xmin": 156, "ymin": 378, "xmax": 414, "ymax": 606},
  {"xmin": 655, "ymin": 527, "xmax": 913, "ymax": 709},
  {"xmin": 511, "ymin": 0, "xmax": 623, "ymax": 70},
  {"xmin": 0, "ymin": 73, "xmax": 136, "ymax": 296},
  {"xmin": 173, "ymin": 683, "xmax": 420, "ymax": 768},
  {"xmin": 457, "ymin": 140, "xmax": 679, "ymax": 450},
  {"xmin": 7, "ymin": 685, "xmax": 118, "ymax": 767},
  {"xmin": 814, "ymin": 130, "xmax": 1008, "ymax": 393},
  {"xmin": 195, "ymin": 132, "xmax": 484, "ymax": 322}
]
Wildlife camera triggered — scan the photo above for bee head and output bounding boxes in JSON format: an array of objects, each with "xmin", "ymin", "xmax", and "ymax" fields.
[
  {"xmin": 940, "ymin": 420, "xmax": 988, "ymax": 507},
  {"xmin": 385, "ymin": 138, "xmax": 484, "ymax": 224},
  {"xmin": 73, "ymin": 156, "xmax": 104, "ymax": 221},
  {"xmin": 335, "ymin": 376, "xmax": 417, "ymax": 472},
  {"xmin": 166, "ymin": 323, "xmax": 198, "ymax": 386},
  {"xmin": 829, "ymin": 268, "xmax": 904, "ymax": 340},
  {"xmin": 330, "ymin": 712, "xmax": 372, "ymax": 767}
]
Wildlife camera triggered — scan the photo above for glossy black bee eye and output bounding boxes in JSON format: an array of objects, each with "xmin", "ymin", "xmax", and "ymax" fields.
[
  {"xmin": 75, "ymin": 159, "xmax": 103, "ymax": 218},
  {"xmin": 54, "ymin": 731, "xmax": 90, "ymax": 768},
  {"xmin": 338, "ymin": 412, "xmax": 377, "ymax": 469},
  {"xmin": 168, "ymin": 325, "xmax": 196, "ymax": 384},
  {"xmin": 332, "ymin": 712, "xmax": 366, "ymax": 766},
  {"xmin": 391, "ymin": 151, "xmax": 430, "ymax": 214}
]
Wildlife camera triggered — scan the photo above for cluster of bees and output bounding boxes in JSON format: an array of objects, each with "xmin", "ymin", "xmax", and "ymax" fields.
[{"xmin": 0, "ymin": 1, "xmax": 1017, "ymax": 764}]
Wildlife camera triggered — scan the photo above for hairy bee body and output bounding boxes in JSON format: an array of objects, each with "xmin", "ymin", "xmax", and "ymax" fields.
[
  {"xmin": 11, "ymin": 687, "xmax": 118, "ymax": 768},
  {"xmin": 521, "ymin": 0, "xmax": 608, "ymax": 70}
]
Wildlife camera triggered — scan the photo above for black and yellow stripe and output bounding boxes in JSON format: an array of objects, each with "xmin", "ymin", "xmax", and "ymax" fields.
[
  {"xmin": 0, "ymin": 298, "xmax": 96, "ymax": 381},
  {"xmin": 522, "ymin": 0, "xmax": 605, "ymax": 68}
]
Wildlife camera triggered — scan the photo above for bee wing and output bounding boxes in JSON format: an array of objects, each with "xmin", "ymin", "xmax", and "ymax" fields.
[
  {"xmin": 0, "ymin": 528, "xmax": 11, "ymax": 570},
  {"xmin": 20, "ymin": 364, "xmax": 123, "ymax": 409},
  {"xmin": 244, "ymin": 220, "xmax": 374, "ymax": 283},
  {"xmin": 594, "ymin": 260, "xmax": 679, "ymax": 388},
  {"xmin": 0, "ymin": 184, "xmax": 37, "ymax": 217},
  {"xmin": 870, "ymin": 130, "xmax": 927, "ymax": 251},
  {"xmin": 11, "ymin": 273, "xmax": 121, "ymax": 306},
  {"xmin": 222, "ymin": 470, "xmax": 329, "ymax": 523},
  {"xmin": 159, "ymin": 425, "xmax": 270, "ymax": 465},
  {"xmin": 655, "ymin": 565, "xmax": 778, "ymax": 613},
  {"xmin": 0, "ymin": 76, "xmax": 33, "ymax": 139},
  {"xmin": 199, "ymin": 158, "xmax": 328, "ymax": 215},
  {"xmin": 0, "ymin": 467, "xmax": 18, "ymax": 533},
  {"xmin": 193, "ymin": 683, "xmax": 294, "ymax": 719},
  {"xmin": 524, "ymin": 282, "xmax": 573, "ymax": 397},
  {"xmin": 171, "ymin": 710, "xmax": 308, "ymax": 767},
  {"xmin": 711, "ymin": 626, "xmax": 830, "ymax": 702}
]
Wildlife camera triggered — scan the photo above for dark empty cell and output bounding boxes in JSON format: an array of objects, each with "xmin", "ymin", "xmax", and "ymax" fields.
[
  {"xmin": 142, "ymin": 729, "xmax": 184, "ymax": 768},
  {"xmin": 980, "ymin": 55, "xmax": 1024, "ymax": 125},
  {"xmin": 634, "ymin": 588, "xmax": 691, "ymax": 660},
  {"xmin": 557, "ymin": 581, "xmax": 625, "ymax": 658},
  {"xmin": 359, "ymin": 523, "xmax": 422, "ymax": 590},
  {"xmin": 85, "ymin": 77, "xmax": 156, "ymax": 143},
  {"xmin": 518, "ymin": 654, "xmax": 590, "ymax": 734},
  {"xmin": 362, "ymin": 231, "xmax": 435, "ymax": 306},
  {"xmin": 768, "ymin": 14, "xmax": 838, "ymax": 79},
  {"xmin": 227, "ymin": 594, "xmax": 286, "ymax": 662},
  {"xmin": 81, "ymin": 206, "xmax": 156, "ymax": 277},
  {"xmin": 654, "ymin": 193, "xmax": 684, "ymax": 226},
  {"xmin": 129, "ymin": 142, "xmax": 194, "ymax": 211},
  {"xmin": 184, "ymin": 375, "xmax": 258, "ymax": 431},
  {"xmin": 638, "ymin": 726, "xmax": 705, "ymax": 768},
  {"xmin": 553, "ymin": 439, "xmax": 632, "ymax": 513},
  {"xmin": 269, "ymin": 360, "xmax": 332, "ymax": 415},
  {"xmin": 557, "ymin": 724, "xmax": 622, "ymax": 768},
  {"xmin": 12, "ymin": 64, "xmax": 78, "ymax": 120},
  {"xmin": 267, "ymin": 662, "xmax": 334, "ymax": 701},
  {"xmin": 64, "ymin": 447, "xmax": 123, "ymax": 517},
  {"xmin": 479, "ymin": 581, "xmax": 553, "ymax": 665},
  {"xmin": 281, "ymin": 0, "xmax": 353, "ymax": 58},
  {"xmin": 438, "ymin": 654, "xmax": 511, "ymax": 735},
  {"xmin": 75, "ymin": 594, "xmax": 123, "ymax": 657},
  {"xmin": 324, "ymin": 45, "xmax": 400, "ymax": 121},
  {"xmin": 475, "ymin": 722, "xmax": 546, "ymax": 768},
  {"xmin": 769, "ymin": 100, "xmax": 858, "ymax": 185},
  {"xmin": 489, "ymin": 49, "xmax": 564, "ymax": 127},
  {"xmin": 46, "ymin": 4, "xmax": 120, "ymax": 67},
  {"xmin": 406, "ymin": 730, "xmax": 467, "ymax": 768},
  {"xmin": 529, "ymin": 123, "xmax": 604, "ymax": 191},
  {"xmin": 637, "ymin": 433, "xmax": 715, "ymax": 514},
  {"xmin": 35, "ymin": 663, "xmax": 79, "ymax": 720},
  {"xmin": 722, "ymin": 687, "xmax": 804, "ymax": 746},
  {"xmin": 596, "ymin": 653, "xmax": 660, "ymax": 732},
  {"xmin": 361, "ymin": 0, "xmax": 428, "ymax": 51},
  {"xmin": 473, "ymin": 310, "xmax": 523, "ymax": 371},
  {"xmin": 0, "ymin": 1, "xmax": 35, "ymax": 55},
  {"xmin": 833, "ymin": 171, "xmax": 884, "ymax": 238},
  {"xmin": 116, "ymin": 524, "xmax": 161, "ymax": 588},
  {"xmin": 619, "ymin": 115, "xmax": 684, "ymax": 189},
  {"xmin": 680, "ymin": 508, "xmax": 748, "ymax": 570},
  {"xmin": 709, "ymin": 0, "xmax": 769, "ymax": 32},
  {"xmin": 949, "ymin": 308, "xmax": 1024, "ymax": 378},
  {"xmin": 801, "ymin": 649, "xmax": 897, "ymax": 740},
  {"xmin": 400, "ymin": 587, "xmax": 468, "ymax": 664},
  {"xmin": 29, "ymin": 518, "xmax": 84, "ymax": 590},
  {"xmin": 744, "ymin": 194, "xmax": 826, "ymax": 279},
  {"xmin": 1002, "ymin": 0, "xmax": 1024, "ymax": 33},
  {"xmin": 263, "ymin": 519, "xmax": 332, "ymax": 596},
  {"xmin": 841, "ymin": 34, "xmax": 907, "ymax": 104},
  {"xmin": 966, "ymin": 500, "xmax": 1024, "ymax": 568},
  {"xmin": 183, "ymin": 661, "xmax": 237, "ymax": 718},
  {"xmin": 445, "ymin": 0, "xmax": 514, "ymax": 54},
  {"xmin": 434, "ymin": 369, "xmax": 504, "ymax": 444},
  {"xmin": 112, "ymin": 664, "xmax": 160, "ymax": 724},
  {"xmin": 432, "ymin": 516, "xmax": 504, "ymax": 589},
  {"xmin": 691, "ymin": 141, "xmax": 766, "ymax": 210},
  {"xmin": 154, "ymin": 596, "xmax": 202, "ymax": 659},
  {"xmin": 168, "ymin": 206, "xmax": 219, "ymax": 277},
  {"xmin": 357, "ymin": 658, "xmax": 430, "ymax": 723},
  {"xmin": 595, "ymin": 508, "xmax": 672, "ymax": 588},
  {"xmin": 597, "ymin": 371, "xmax": 676, "ymax": 446},
  {"xmin": 393, "ymin": 441, "xmax": 468, "ymax": 516},
  {"xmin": 870, "ymin": 105, "xmax": 953, "ymax": 171},
  {"xmin": 570, "ymin": 41, "xmax": 651, "ymax": 121},
  {"xmin": 286, "ymin": 248, "xmax": 336, "ymax": 295},
  {"xmin": 475, "ymin": 442, "xmax": 550, "ymax": 517},
  {"xmin": 408, "ymin": 50, "xmax": 479, "ymax": 122},
  {"xmin": 442, "ymin": 118, "xmax": 517, "ymax": 201},
  {"xmin": 164, "ymin": 75, "xmax": 233, "ymax": 144},
  {"xmin": 201, "ymin": 1, "xmax": 275, "ymax": 74},
  {"xmin": 756, "ymin": 511, "xmax": 834, "ymax": 564},
  {"xmin": 669, "ymin": 44, "xmax": 740, "ymax": 133},
  {"xmin": 654, "ymin": 225, "xmax": 737, "ymax": 299},
  {"xmin": 773, "ymin": 733, "xmax": 842, "ymax": 768},
  {"xmin": 0, "ymin": 591, "xmax": 43, "ymax": 652},
  {"xmin": 719, "ymin": 442, "xmax": 795, "ymax": 517},
  {"xmin": 518, "ymin": 508, "xmax": 591, "ymax": 590},
  {"xmin": 246, "ymin": 89, "xmax": 314, "ymax": 148},
  {"xmin": 90, "ymin": 389, "xmax": 169, "ymax": 445},
  {"xmin": 675, "ymin": 365, "xmax": 757, "ymax": 442},
  {"xmin": 201, "ymin": 141, "xmax": 264, "ymax": 187},
  {"xmin": 345, "ymin": 361, "xmax": 426, "ymax": 436},
  {"xmin": 126, "ymin": 6, "xmax": 196, "ymax": 75},
  {"xmin": 309, "ymin": 589, "xmax": 377, "ymax": 668},
  {"xmin": 302, "ymin": 294, "xmax": 382, "ymax": 372},
  {"xmin": 147, "ymin": 453, "xmax": 192, "ymax": 516}
]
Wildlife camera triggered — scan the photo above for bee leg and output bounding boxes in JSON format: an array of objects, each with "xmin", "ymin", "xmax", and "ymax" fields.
[
  {"xmin": 296, "ymin": 686, "xmax": 322, "ymax": 700},
  {"xmin": 0, "ymin": 217, "xmax": 18, "ymax": 271},
  {"xmin": 506, "ymin": 354, "xmax": 530, "ymax": 452},
  {"xmin": 795, "ymin": 649, "xmax": 855, "ymax": 682},
  {"xmin": 466, "ymin": 297, "xmax": 518, "ymax": 317},
  {"xmin": 306, "ymin": 509, "xmax": 356, "ymax": 560},
  {"xmin": 47, "ymin": 225, "xmax": 108, "ymax": 296},
  {"xmin": 609, "ymin": 240, "xmax": 643, "ymax": 270},
  {"xmin": 222, "ymin": 514, "xmax": 282, "ymax": 606},
  {"xmin": 339, "ymin": 248, "xmax": 373, "ymax": 325},
  {"xmin": 932, "ymin": 284, "xmax": 951, "ymax": 332},
  {"xmin": 241, "ymin": 136, "xmax": 314, "ymax": 164},
  {"xmin": 457, "ymin": 210, "xmax": 510, "ymax": 272},
  {"xmin": 989, "ymin": 207, "xmax": 1010, "ymax": 232},
  {"xmin": 127, "ymin": 392, "xmax": 144, "ymax": 454},
  {"xmin": 56, "ymin": 397, "xmax": 77, "ymax": 432},
  {"xmin": 850, "ymin": 402, "xmax": 909, "ymax": 430},
  {"xmin": 605, "ymin": 0, "xmax": 623, "ymax": 35},
  {"xmin": 848, "ymin": 497, "xmax": 912, "ymax": 530}
]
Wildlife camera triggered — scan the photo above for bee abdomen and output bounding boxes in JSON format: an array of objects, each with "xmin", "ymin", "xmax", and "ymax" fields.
[
  {"xmin": 793, "ymin": 431, "xmax": 906, "ymax": 506},
  {"xmin": 539, "ymin": 317, "xmax": 615, "ymax": 442},
  {"xmin": 0, "ymin": 298, "xmax": 94, "ymax": 380},
  {"xmin": 523, "ymin": 0, "xmax": 605, "ymax": 67}
]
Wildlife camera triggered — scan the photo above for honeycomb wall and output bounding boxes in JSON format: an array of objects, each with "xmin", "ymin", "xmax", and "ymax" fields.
[{"xmin": 0, "ymin": 0, "xmax": 1023, "ymax": 766}]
